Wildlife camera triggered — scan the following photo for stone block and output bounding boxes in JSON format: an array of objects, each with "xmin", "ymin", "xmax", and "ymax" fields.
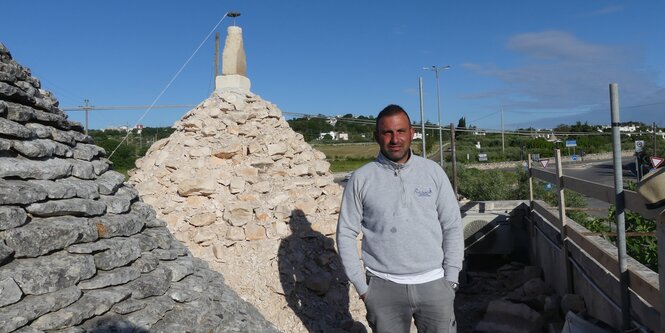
[
  {"xmin": 77, "ymin": 265, "xmax": 141, "ymax": 290},
  {"xmin": 0, "ymin": 205, "xmax": 28, "ymax": 230},
  {"xmin": 69, "ymin": 159, "xmax": 97, "ymax": 179},
  {"xmin": 127, "ymin": 267, "xmax": 173, "ymax": 299},
  {"xmin": 244, "ymin": 223, "xmax": 266, "ymax": 241},
  {"xmin": 0, "ymin": 116, "xmax": 35, "ymax": 139},
  {"xmin": 0, "ymin": 277, "xmax": 23, "ymax": 307},
  {"xmin": 98, "ymin": 195, "xmax": 131, "ymax": 214},
  {"xmin": 96, "ymin": 170, "xmax": 126, "ymax": 195},
  {"xmin": 89, "ymin": 213, "xmax": 144, "ymax": 238},
  {"xmin": 30, "ymin": 286, "xmax": 131, "ymax": 330},
  {"xmin": 0, "ymin": 158, "xmax": 72, "ymax": 180},
  {"xmin": 188, "ymin": 212, "xmax": 217, "ymax": 227},
  {"xmin": 4, "ymin": 216, "xmax": 97, "ymax": 257},
  {"xmin": 0, "ymin": 286, "xmax": 81, "ymax": 333},
  {"xmin": 0, "ymin": 253, "xmax": 95, "ymax": 295},
  {"xmin": 26, "ymin": 198, "xmax": 107, "ymax": 217}
]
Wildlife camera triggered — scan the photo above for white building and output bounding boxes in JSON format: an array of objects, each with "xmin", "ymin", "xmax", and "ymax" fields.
[{"xmin": 318, "ymin": 131, "xmax": 349, "ymax": 141}]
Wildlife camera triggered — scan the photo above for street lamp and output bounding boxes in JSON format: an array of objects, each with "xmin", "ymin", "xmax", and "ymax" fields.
[{"xmin": 424, "ymin": 65, "xmax": 451, "ymax": 168}]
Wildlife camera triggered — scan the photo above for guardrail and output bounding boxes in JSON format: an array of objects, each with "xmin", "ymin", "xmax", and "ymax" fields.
[{"xmin": 527, "ymin": 149, "xmax": 665, "ymax": 331}]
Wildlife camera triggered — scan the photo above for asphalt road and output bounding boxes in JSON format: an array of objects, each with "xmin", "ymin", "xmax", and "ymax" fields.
[{"xmin": 540, "ymin": 157, "xmax": 638, "ymax": 218}]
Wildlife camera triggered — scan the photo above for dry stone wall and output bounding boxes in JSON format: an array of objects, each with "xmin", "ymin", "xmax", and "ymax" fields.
[
  {"xmin": 0, "ymin": 43, "xmax": 278, "ymax": 333},
  {"xmin": 128, "ymin": 88, "xmax": 367, "ymax": 331}
]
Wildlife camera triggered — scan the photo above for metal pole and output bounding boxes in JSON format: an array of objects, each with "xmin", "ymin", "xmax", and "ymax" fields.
[
  {"xmin": 436, "ymin": 69, "xmax": 443, "ymax": 168},
  {"xmin": 527, "ymin": 154, "xmax": 534, "ymax": 210},
  {"xmin": 501, "ymin": 107, "xmax": 505, "ymax": 156},
  {"xmin": 654, "ymin": 121, "xmax": 657, "ymax": 156},
  {"xmin": 419, "ymin": 77, "xmax": 426, "ymax": 158},
  {"xmin": 83, "ymin": 99, "xmax": 90, "ymax": 135},
  {"xmin": 610, "ymin": 83, "xmax": 631, "ymax": 331},
  {"xmin": 450, "ymin": 123, "xmax": 458, "ymax": 199},
  {"xmin": 555, "ymin": 148, "xmax": 573, "ymax": 294}
]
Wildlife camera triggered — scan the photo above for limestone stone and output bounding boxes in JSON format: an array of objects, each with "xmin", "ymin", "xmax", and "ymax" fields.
[
  {"xmin": 30, "ymin": 287, "xmax": 131, "ymax": 330},
  {"xmin": 26, "ymin": 198, "xmax": 107, "ymax": 217},
  {"xmin": 244, "ymin": 223, "xmax": 266, "ymax": 241},
  {"xmin": 96, "ymin": 170, "xmax": 126, "ymax": 195},
  {"xmin": 77, "ymin": 265, "xmax": 141, "ymax": 290},
  {"xmin": 177, "ymin": 176, "xmax": 216, "ymax": 196},
  {"xmin": 0, "ymin": 253, "xmax": 95, "ymax": 295},
  {"xmin": 98, "ymin": 195, "xmax": 131, "ymax": 214},
  {"xmin": 4, "ymin": 216, "xmax": 97, "ymax": 257},
  {"xmin": 0, "ymin": 205, "xmax": 28, "ymax": 230},
  {"xmin": 12, "ymin": 138, "xmax": 70, "ymax": 158},
  {"xmin": 267, "ymin": 143, "xmax": 288, "ymax": 156},
  {"xmin": 229, "ymin": 176, "xmax": 245, "ymax": 194},
  {"xmin": 160, "ymin": 258, "xmax": 195, "ymax": 282},
  {"xmin": 69, "ymin": 159, "xmax": 97, "ymax": 179},
  {"xmin": 0, "ymin": 241, "xmax": 14, "ymax": 264},
  {"xmin": 0, "ymin": 286, "xmax": 81, "ymax": 333},
  {"xmin": 226, "ymin": 227, "xmax": 245, "ymax": 241},
  {"xmin": 55, "ymin": 178, "xmax": 99, "ymax": 199},
  {"xmin": 127, "ymin": 266, "xmax": 173, "ymax": 299},
  {"xmin": 0, "ymin": 277, "xmax": 23, "ymax": 307},
  {"xmin": 290, "ymin": 164, "xmax": 310, "ymax": 176},
  {"xmin": 89, "ymin": 213, "xmax": 144, "ymax": 238},
  {"xmin": 213, "ymin": 143, "xmax": 242, "ymax": 159},
  {"xmin": 189, "ymin": 212, "xmax": 217, "ymax": 227},
  {"xmin": 0, "ymin": 117, "xmax": 35, "ymax": 139},
  {"xmin": 0, "ymin": 158, "xmax": 71, "ymax": 180}
]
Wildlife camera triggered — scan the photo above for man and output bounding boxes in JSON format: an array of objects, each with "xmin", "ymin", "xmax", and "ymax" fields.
[{"xmin": 337, "ymin": 104, "xmax": 463, "ymax": 333}]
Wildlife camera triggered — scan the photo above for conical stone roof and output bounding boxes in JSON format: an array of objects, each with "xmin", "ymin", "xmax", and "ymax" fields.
[
  {"xmin": 0, "ymin": 43, "xmax": 278, "ymax": 333},
  {"xmin": 128, "ymin": 89, "xmax": 367, "ymax": 330}
]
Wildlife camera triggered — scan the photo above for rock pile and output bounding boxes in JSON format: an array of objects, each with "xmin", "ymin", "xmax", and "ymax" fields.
[
  {"xmin": 0, "ymin": 43, "xmax": 278, "ymax": 332},
  {"xmin": 459, "ymin": 262, "xmax": 587, "ymax": 333},
  {"xmin": 128, "ymin": 89, "xmax": 367, "ymax": 331}
]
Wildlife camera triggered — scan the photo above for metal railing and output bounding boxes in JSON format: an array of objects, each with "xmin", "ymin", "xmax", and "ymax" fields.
[{"xmin": 527, "ymin": 149, "xmax": 665, "ymax": 332}]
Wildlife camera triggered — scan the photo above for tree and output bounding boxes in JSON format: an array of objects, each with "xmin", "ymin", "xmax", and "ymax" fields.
[{"xmin": 457, "ymin": 117, "xmax": 467, "ymax": 129}]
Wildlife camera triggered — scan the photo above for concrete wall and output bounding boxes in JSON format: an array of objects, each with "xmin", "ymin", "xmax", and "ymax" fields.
[{"xmin": 529, "ymin": 207, "xmax": 659, "ymax": 331}]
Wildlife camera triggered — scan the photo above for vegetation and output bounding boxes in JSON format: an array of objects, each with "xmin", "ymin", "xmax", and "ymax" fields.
[{"xmin": 90, "ymin": 127, "xmax": 175, "ymax": 177}]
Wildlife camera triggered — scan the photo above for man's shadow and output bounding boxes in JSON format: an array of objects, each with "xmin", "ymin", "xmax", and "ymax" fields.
[{"xmin": 278, "ymin": 209, "xmax": 366, "ymax": 333}]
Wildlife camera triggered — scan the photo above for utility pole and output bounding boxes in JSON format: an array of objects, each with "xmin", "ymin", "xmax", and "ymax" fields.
[
  {"xmin": 424, "ymin": 65, "xmax": 451, "ymax": 168},
  {"xmin": 80, "ymin": 99, "xmax": 92, "ymax": 135},
  {"xmin": 419, "ymin": 77, "xmax": 426, "ymax": 158},
  {"xmin": 501, "ymin": 107, "xmax": 505, "ymax": 156}
]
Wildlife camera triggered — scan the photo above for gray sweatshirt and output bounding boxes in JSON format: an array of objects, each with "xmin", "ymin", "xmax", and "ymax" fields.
[{"xmin": 336, "ymin": 152, "xmax": 464, "ymax": 296}]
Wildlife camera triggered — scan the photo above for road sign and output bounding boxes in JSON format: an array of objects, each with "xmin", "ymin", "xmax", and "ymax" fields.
[
  {"xmin": 539, "ymin": 159, "xmax": 549, "ymax": 168},
  {"xmin": 572, "ymin": 155, "xmax": 578, "ymax": 161},
  {"xmin": 635, "ymin": 140, "xmax": 645, "ymax": 153},
  {"xmin": 565, "ymin": 140, "xmax": 577, "ymax": 147},
  {"xmin": 478, "ymin": 153, "xmax": 488, "ymax": 162},
  {"xmin": 651, "ymin": 156, "xmax": 664, "ymax": 169}
]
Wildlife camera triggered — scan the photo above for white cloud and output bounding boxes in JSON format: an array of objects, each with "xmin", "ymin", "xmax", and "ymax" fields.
[
  {"xmin": 582, "ymin": 4, "xmax": 625, "ymax": 17},
  {"xmin": 466, "ymin": 31, "xmax": 664, "ymax": 114}
]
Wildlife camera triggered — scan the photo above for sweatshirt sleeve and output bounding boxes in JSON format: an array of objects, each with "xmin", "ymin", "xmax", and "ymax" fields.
[
  {"xmin": 436, "ymin": 170, "xmax": 464, "ymax": 283},
  {"xmin": 336, "ymin": 176, "xmax": 368, "ymax": 296}
]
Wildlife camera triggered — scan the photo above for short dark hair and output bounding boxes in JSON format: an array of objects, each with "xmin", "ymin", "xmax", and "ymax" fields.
[{"xmin": 376, "ymin": 104, "xmax": 412, "ymax": 129}]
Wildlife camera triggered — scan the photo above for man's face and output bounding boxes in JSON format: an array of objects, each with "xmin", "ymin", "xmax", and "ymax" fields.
[{"xmin": 374, "ymin": 113, "xmax": 414, "ymax": 164}]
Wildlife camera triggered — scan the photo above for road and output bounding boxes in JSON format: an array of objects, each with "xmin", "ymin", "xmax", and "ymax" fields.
[{"xmin": 540, "ymin": 157, "xmax": 638, "ymax": 218}]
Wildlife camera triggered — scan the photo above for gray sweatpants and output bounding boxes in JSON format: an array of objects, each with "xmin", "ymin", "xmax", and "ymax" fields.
[{"xmin": 364, "ymin": 274, "xmax": 456, "ymax": 333}]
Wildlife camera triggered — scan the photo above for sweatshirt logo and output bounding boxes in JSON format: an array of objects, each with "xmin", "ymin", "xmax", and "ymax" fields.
[{"xmin": 414, "ymin": 187, "xmax": 433, "ymax": 197}]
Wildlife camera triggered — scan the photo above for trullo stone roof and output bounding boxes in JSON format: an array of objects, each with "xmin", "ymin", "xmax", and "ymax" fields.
[
  {"xmin": 127, "ymin": 28, "xmax": 368, "ymax": 329},
  {"xmin": 0, "ymin": 43, "xmax": 278, "ymax": 332}
]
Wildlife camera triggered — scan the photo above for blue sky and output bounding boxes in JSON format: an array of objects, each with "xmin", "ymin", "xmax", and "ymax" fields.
[{"xmin": 2, "ymin": 1, "xmax": 664, "ymax": 130}]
